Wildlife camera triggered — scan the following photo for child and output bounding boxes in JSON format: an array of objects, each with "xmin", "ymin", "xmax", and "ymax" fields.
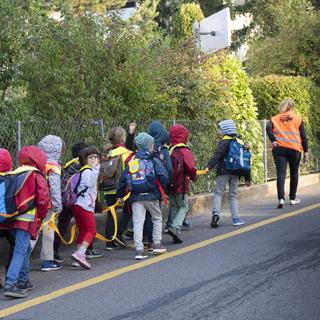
[
  {"xmin": 34, "ymin": 135, "xmax": 63, "ymax": 271},
  {"xmin": 167, "ymin": 124, "xmax": 197, "ymax": 244},
  {"xmin": 4, "ymin": 146, "xmax": 49, "ymax": 298},
  {"xmin": 53, "ymin": 142, "xmax": 102, "ymax": 264},
  {"xmin": 71, "ymin": 146, "xmax": 100, "ymax": 270},
  {"xmin": 206, "ymin": 120, "xmax": 251, "ymax": 228},
  {"xmin": 117, "ymin": 132, "xmax": 168, "ymax": 260},
  {"xmin": 0, "ymin": 149, "xmax": 15, "ymax": 289},
  {"xmin": 101, "ymin": 126, "xmax": 134, "ymax": 250},
  {"xmin": 144, "ymin": 121, "xmax": 172, "ymax": 250}
]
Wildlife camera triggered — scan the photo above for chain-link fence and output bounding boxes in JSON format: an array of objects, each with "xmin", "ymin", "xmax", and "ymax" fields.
[{"xmin": 0, "ymin": 119, "xmax": 319, "ymax": 194}]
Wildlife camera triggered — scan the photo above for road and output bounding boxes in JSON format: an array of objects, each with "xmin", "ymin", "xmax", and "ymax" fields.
[{"xmin": 1, "ymin": 185, "xmax": 320, "ymax": 320}]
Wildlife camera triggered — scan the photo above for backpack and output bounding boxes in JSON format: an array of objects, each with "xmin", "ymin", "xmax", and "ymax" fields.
[
  {"xmin": 0, "ymin": 168, "xmax": 38, "ymax": 223},
  {"xmin": 99, "ymin": 155, "xmax": 122, "ymax": 192},
  {"xmin": 169, "ymin": 145, "xmax": 189, "ymax": 191},
  {"xmin": 61, "ymin": 158, "xmax": 81, "ymax": 194},
  {"xmin": 61, "ymin": 165, "xmax": 91, "ymax": 209},
  {"xmin": 224, "ymin": 138, "xmax": 251, "ymax": 176}
]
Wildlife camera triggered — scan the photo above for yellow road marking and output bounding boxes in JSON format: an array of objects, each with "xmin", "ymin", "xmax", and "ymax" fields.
[{"xmin": 1, "ymin": 202, "xmax": 319, "ymax": 318}]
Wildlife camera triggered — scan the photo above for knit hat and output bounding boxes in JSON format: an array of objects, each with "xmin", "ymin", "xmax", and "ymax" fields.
[
  {"xmin": 218, "ymin": 120, "xmax": 237, "ymax": 135},
  {"xmin": 135, "ymin": 132, "xmax": 154, "ymax": 150}
]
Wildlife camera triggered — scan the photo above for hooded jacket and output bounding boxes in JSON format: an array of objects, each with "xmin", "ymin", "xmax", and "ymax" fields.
[
  {"xmin": 0, "ymin": 149, "xmax": 13, "ymax": 173},
  {"xmin": 168, "ymin": 124, "xmax": 197, "ymax": 194},
  {"xmin": 148, "ymin": 121, "xmax": 172, "ymax": 179},
  {"xmin": 38, "ymin": 135, "xmax": 63, "ymax": 214},
  {"xmin": 9, "ymin": 146, "xmax": 50, "ymax": 239}
]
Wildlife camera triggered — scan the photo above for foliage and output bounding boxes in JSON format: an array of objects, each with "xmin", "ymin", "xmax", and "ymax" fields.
[
  {"xmin": 245, "ymin": 0, "xmax": 320, "ymax": 82},
  {"xmin": 250, "ymin": 75, "xmax": 320, "ymax": 134},
  {"xmin": 173, "ymin": 3, "xmax": 204, "ymax": 39}
]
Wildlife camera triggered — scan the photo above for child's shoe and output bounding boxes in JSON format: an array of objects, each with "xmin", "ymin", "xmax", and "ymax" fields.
[
  {"xmin": 72, "ymin": 261, "xmax": 80, "ymax": 268},
  {"xmin": 152, "ymin": 243, "xmax": 167, "ymax": 254},
  {"xmin": 211, "ymin": 214, "xmax": 220, "ymax": 228},
  {"xmin": 41, "ymin": 260, "xmax": 62, "ymax": 272},
  {"xmin": 115, "ymin": 235, "xmax": 127, "ymax": 248},
  {"xmin": 290, "ymin": 198, "xmax": 301, "ymax": 205},
  {"xmin": 16, "ymin": 279, "xmax": 35, "ymax": 292},
  {"xmin": 167, "ymin": 227, "xmax": 183, "ymax": 243},
  {"xmin": 105, "ymin": 241, "xmax": 118, "ymax": 251},
  {"xmin": 86, "ymin": 248, "xmax": 103, "ymax": 259},
  {"xmin": 134, "ymin": 250, "xmax": 148, "ymax": 260},
  {"xmin": 4, "ymin": 284, "xmax": 28, "ymax": 298},
  {"xmin": 232, "ymin": 218, "xmax": 245, "ymax": 226},
  {"xmin": 71, "ymin": 251, "xmax": 91, "ymax": 270},
  {"xmin": 182, "ymin": 220, "xmax": 192, "ymax": 231},
  {"xmin": 54, "ymin": 253, "xmax": 64, "ymax": 264}
]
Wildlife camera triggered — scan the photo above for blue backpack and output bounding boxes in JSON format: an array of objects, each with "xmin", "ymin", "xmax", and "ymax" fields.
[
  {"xmin": 224, "ymin": 138, "xmax": 251, "ymax": 176},
  {"xmin": 0, "ymin": 168, "xmax": 38, "ymax": 223}
]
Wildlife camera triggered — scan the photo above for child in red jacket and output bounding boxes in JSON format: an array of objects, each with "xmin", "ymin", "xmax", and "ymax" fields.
[
  {"xmin": 4, "ymin": 146, "xmax": 49, "ymax": 299},
  {"xmin": 167, "ymin": 124, "xmax": 197, "ymax": 244}
]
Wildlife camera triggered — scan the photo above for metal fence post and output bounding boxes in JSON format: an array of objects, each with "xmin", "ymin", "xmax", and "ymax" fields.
[
  {"xmin": 262, "ymin": 119, "xmax": 268, "ymax": 183},
  {"xmin": 97, "ymin": 119, "xmax": 105, "ymax": 138},
  {"xmin": 16, "ymin": 120, "xmax": 21, "ymax": 165}
]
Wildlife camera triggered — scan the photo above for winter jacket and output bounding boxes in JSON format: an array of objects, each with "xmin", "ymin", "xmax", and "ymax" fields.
[
  {"xmin": 207, "ymin": 135, "xmax": 251, "ymax": 181},
  {"xmin": 168, "ymin": 124, "xmax": 197, "ymax": 194},
  {"xmin": 75, "ymin": 164, "xmax": 100, "ymax": 213},
  {"xmin": 9, "ymin": 146, "xmax": 50, "ymax": 239},
  {"xmin": 148, "ymin": 121, "xmax": 173, "ymax": 179},
  {"xmin": 117, "ymin": 149, "xmax": 168, "ymax": 203},
  {"xmin": 38, "ymin": 135, "xmax": 63, "ymax": 214}
]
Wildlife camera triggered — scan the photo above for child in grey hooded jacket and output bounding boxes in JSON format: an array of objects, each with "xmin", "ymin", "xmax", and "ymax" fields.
[{"xmin": 33, "ymin": 134, "xmax": 63, "ymax": 271}]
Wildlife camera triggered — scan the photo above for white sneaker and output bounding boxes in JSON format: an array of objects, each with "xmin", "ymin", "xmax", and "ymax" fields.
[
  {"xmin": 290, "ymin": 199, "xmax": 301, "ymax": 205},
  {"xmin": 277, "ymin": 199, "xmax": 285, "ymax": 209},
  {"xmin": 72, "ymin": 261, "xmax": 80, "ymax": 267}
]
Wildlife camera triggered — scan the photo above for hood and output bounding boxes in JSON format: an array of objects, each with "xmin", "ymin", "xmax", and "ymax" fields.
[
  {"xmin": 135, "ymin": 149, "xmax": 153, "ymax": 160},
  {"xmin": 169, "ymin": 124, "xmax": 189, "ymax": 145},
  {"xmin": 148, "ymin": 121, "xmax": 170, "ymax": 146},
  {"xmin": 38, "ymin": 135, "xmax": 63, "ymax": 162},
  {"xmin": 18, "ymin": 146, "xmax": 48, "ymax": 173},
  {"xmin": 0, "ymin": 148, "xmax": 13, "ymax": 172}
]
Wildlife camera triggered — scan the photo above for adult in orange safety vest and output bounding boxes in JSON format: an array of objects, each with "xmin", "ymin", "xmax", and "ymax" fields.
[{"xmin": 266, "ymin": 99, "xmax": 308, "ymax": 209}]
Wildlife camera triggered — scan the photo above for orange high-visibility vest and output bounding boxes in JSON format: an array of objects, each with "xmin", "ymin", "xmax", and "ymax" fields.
[
  {"xmin": 45, "ymin": 162, "xmax": 61, "ymax": 210},
  {"xmin": 271, "ymin": 111, "xmax": 303, "ymax": 152}
]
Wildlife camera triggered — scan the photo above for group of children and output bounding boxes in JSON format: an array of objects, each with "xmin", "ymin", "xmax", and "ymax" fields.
[{"xmin": 0, "ymin": 119, "xmax": 250, "ymax": 299}]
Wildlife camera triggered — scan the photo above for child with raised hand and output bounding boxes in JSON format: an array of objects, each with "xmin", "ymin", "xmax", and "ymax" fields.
[{"xmin": 71, "ymin": 146, "xmax": 100, "ymax": 270}]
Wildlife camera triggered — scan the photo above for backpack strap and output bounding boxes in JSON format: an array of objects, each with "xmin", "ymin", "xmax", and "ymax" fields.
[
  {"xmin": 64, "ymin": 157, "xmax": 79, "ymax": 169},
  {"xmin": 74, "ymin": 165, "xmax": 92, "ymax": 198},
  {"xmin": 169, "ymin": 143, "xmax": 189, "ymax": 155}
]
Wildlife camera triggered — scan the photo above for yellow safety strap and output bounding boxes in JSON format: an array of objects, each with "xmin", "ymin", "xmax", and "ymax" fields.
[
  {"xmin": 196, "ymin": 169, "xmax": 209, "ymax": 175},
  {"xmin": 41, "ymin": 192, "xmax": 131, "ymax": 245},
  {"xmin": 64, "ymin": 158, "xmax": 79, "ymax": 169},
  {"xmin": 169, "ymin": 143, "xmax": 187, "ymax": 155}
]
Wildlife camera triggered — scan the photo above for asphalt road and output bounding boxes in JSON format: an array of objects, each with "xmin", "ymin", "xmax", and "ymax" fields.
[{"xmin": 1, "ymin": 185, "xmax": 320, "ymax": 320}]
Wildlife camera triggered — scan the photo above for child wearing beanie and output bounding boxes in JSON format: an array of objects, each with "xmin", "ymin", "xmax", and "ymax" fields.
[
  {"xmin": 117, "ymin": 132, "xmax": 169, "ymax": 260},
  {"xmin": 206, "ymin": 120, "xmax": 251, "ymax": 228}
]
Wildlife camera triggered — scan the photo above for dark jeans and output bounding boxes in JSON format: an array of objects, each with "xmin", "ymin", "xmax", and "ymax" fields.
[
  {"xmin": 272, "ymin": 146, "xmax": 301, "ymax": 200},
  {"xmin": 0, "ymin": 230, "xmax": 15, "ymax": 271},
  {"xmin": 105, "ymin": 194, "xmax": 132, "ymax": 239}
]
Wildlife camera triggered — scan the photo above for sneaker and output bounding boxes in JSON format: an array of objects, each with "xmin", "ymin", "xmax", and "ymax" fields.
[
  {"xmin": 71, "ymin": 251, "xmax": 91, "ymax": 270},
  {"xmin": 54, "ymin": 253, "xmax": 64, "ymax": 264},
  {"xmin": 41, "ymin": 260, "xmax": 62, "ymax": 272},
  {"xmin": 4, "ymin": 284, "xmax": 27, "ymax": 298},
  {"xmin": 290, "ymin": 198, "xmax": 301, "ymax": 205},
  {"xmin": 123, "ymin": 230, "xmax": 134, "ymax": 240},
  {"xmin": 86, "ymin": 248, "xmax": 103, "ymax": 259},
  {"xmin": 147, "ymin": 242, "xmax": 154, "ymax": 252},
  {"xmin": 135, "ymin": 250, "xmax": 148, "ymax": 260},
  {"xmin": 152, "ymin": 243, "xmax": 167, "ymax": 254},
  {"xmin": 115, "ymin": 235, "xmax": 127, "ymax": 248},
  {"xmin": 277, "ymin": 198, "xmax": 285, "ymax": 209},
  {"xmin": 105, "ymin": 241, "xmax": 118, "ymax": 251},
  {"xmin": 72, "ymin": 261, "xmax": 80, "ymax": 268},
  {"xmin": 232, "ymin": 218, "xmax": 245, "ymax": 226},
  {"xmin": 167, "ymin": 227, "xmax": 183, "ymax": 243},
  {"xmin": 182, "ymin": 220, "xmax": 192, "ymax": 231},
  {"xmin": 16, "ymin": 279, "xmax": 35, "ymax": 292},
  {"xmin": 211, "ymin": 214, "xmax": 220, "ymax": 228}
]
